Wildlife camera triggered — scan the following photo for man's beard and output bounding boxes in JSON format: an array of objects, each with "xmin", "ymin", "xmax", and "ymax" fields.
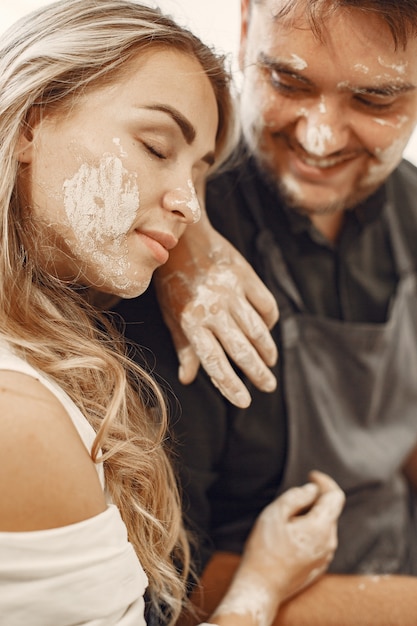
[
  {"xmin": 278, "ymin": 175, "xmax": 356, "ymax": 217},
  {"xmin": 255, "ymin": 149, "xmax": 380, "ymax": 218}
]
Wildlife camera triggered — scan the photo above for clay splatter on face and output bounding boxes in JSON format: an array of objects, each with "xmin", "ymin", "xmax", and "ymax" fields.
[
  {"xmin": 112, "ymin": 137, "xmax": 128, "ymax": 158},
  {"xmin": 363, "ymin": 136, "xmax": 406, "ymax": 188},
  {"xmin": 297, "ymin": 107, "xmax": 309, "ymax": 117},
  {"xmin": 280, "ymin": 172, "xmax": 304, "ymax": 202},
  {"xmin": 168, "ymin": 180, "xmax": 201, "ymax": 224},
  {"xmin": 63, "ymin": 153, "xmax": 139, "ymax": 293},
  {"xmin": 305, "ymin": 123, "xmax": 334, "ymax": 156},
  {"xmin": 378, "ymin": 56, "xmax": 407, "ymax": 75},
  {"xmin": 318, "ymin": 96, "xmax": 327, "ymax": 114},
  {"xmin": 289, "ymin": 53, "xmax": 307, "ymax": 70},
  {"xmin": 186, "ymin": 179, "xmax": 201, "ymax": 223},
  {"xmin": 296, "ymin": 107, "xmax": 334, "ymax": 155},
  {"xmin": 354, "ymin": 64, "xmax": 369, "ymax": 74},
  {"xmin": 373, "ymin": 115, "xmax": 409, "ymax": 129}
]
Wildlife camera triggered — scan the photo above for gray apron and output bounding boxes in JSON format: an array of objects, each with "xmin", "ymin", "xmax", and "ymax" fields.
[{"xmin": 254, "ymin": 182, "xmax": 417, "ymax": 575}]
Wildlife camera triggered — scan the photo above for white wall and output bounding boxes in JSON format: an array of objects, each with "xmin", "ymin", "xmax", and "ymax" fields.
[
  {"xmin": 1, "ymin": 0, "xmax": 417, "ymax": 164},
  {"xmin": 0, "ymin": 0, "xmax": 241, "ymax": 54}
]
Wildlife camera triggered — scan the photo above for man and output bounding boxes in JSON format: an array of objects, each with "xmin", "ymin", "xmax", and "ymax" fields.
[{"xmin": 115, "ymin": 0, "xmax": 417, "ymax": 622}]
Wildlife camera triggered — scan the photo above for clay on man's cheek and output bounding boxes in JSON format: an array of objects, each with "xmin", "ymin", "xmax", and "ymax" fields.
[
  {"xmin": 363, "ymin": 137, "xmax": 406, "ymax": 186},
  {"xmin": 373, "ymin": 115, "xmax": 409, "ymax": 130},
  {"xmin": 281, "ymin": 173, "xmax": 303, "ymax": 197}
]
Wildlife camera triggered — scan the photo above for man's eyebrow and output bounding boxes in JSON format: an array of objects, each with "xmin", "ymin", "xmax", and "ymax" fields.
[
  {"xmin": 257, "ymin": 52, "xmax": 313, "ymax": 85},
  {"xmin": 258, "ymin": 52, "xmax": 416, "ymax": 97},
  {"xmin": 142, "ymin": 104, "xmax": 196, "ymax": 144},
  {"xmin": 340, "ymin": 83, "xmax": 416, "ymax": 97}
]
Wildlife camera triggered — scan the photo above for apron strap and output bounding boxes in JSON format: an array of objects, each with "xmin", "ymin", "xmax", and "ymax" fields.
[{"xmin": 384, "ymin": 176, "xmax": 416, "ymax": 275}]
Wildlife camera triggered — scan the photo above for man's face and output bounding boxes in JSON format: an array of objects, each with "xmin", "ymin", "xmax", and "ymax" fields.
[{"xmin": 239, "ymin": 0, "xmax": 417, "ymax": 215}]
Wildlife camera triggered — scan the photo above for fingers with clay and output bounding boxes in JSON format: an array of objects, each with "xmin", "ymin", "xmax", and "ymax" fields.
[
  {"xmin": 156, "ymin": 238, "xmax": 279, "ymax": 408},
  {"xmin": 207, "ymin": 472, "xmax": 344, "ymax": 626},
  {"xmin": 179, "ymin": 265, "xmax": 278, "ymax": 404}
]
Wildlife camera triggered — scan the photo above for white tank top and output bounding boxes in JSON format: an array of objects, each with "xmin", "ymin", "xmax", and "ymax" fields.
[{"xmin": 0, "ymin": 341, "xmax": 148, "ymax": 625}]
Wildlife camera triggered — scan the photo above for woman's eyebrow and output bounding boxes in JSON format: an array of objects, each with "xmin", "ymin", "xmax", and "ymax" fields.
[
  {"xmin": 141, "ymin": 103, "xmax": 196, "ymax": 144},
  {"xmin": 137, "ymin": 103, "xmax": 215, "ymax": 165}
]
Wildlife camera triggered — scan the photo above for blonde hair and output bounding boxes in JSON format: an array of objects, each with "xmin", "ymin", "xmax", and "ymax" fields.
[{"xmin": 0, "ymin": 1, "xmax": 235, "ymax": 622}]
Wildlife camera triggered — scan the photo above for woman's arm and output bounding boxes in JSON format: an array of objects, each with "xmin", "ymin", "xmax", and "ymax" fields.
[
  {"xmin": 190, "ymin": 555, "xmax": 417, "ymax": 626},
  {"xmin": 0, "ymin": 370, "xmax": 106, "ymax": 532}
]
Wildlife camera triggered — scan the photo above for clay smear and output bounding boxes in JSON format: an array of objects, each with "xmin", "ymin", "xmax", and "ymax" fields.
[
  {"xmin": 168, "ymin": 180, "xmax": 201, "ymax": 224},
  {"xmin": 186, "ymin": 179, "xmax": 201, "ymax": 223},
  {"xmin": 305, "ymin": 123, "xmax": 334, "ymax": 156},
  {"xmin": 214, "ymin": 575, "xmax": 273, "ymax": 626},
  {"xmin": 63, "ymin": 153, "xmax": 139, "ymax": 293},
  {"xmin": 289, "ymin": 53, "xmax": 307, "ymax": 71}
]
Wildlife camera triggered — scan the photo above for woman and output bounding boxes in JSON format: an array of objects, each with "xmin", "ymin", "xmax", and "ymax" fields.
[{"xmin": 0, "ymin": 1, "xmax": 344, "ymax": 624}]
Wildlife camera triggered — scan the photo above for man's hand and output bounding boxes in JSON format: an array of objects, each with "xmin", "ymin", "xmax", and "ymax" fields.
[{"xmin": 155, "ymin": 222, "xmax": 279, "ymax": 408}]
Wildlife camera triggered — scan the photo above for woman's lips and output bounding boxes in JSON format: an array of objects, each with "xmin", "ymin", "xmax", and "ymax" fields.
[{"xmin": 136, "ymin": 229, "xmax": 178, "ymax": 264}]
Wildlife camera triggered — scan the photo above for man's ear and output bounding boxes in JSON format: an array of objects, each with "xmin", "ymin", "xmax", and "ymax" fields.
[{"xmin": 239, "ymin": 0, "xmax": 251, "ymax": 70}]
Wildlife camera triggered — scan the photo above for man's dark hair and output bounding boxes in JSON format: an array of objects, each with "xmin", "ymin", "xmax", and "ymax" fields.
[{"xmin": 251, "ymin": 0, "xmax": 417, "ymax": 49}]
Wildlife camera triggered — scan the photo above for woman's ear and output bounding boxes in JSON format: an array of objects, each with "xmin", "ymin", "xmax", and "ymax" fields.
[
  {"xmin": 15, "ymin": 108, "xmax": 41, "ymax": 163},
  {"xmin": 15, "ymin": 129, "xmax": 34, "ymax": 164}
]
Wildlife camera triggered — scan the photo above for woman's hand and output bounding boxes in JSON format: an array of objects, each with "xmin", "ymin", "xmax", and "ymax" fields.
[
  {"xmin": 243, "ymin": 471, "xmax": 345, "ymax": 600},
  {"xmin": 155, "ymin": 217, "xmax": 279, "ymax": 408},
  {"xmin": 209, "ymin": 471, "xmax": 345, "ymax": 626}
]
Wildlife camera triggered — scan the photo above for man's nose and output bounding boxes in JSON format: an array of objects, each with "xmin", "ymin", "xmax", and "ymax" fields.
[
  {"xmin": 162, "ymin": 181, "xmax": 201, "ymax": 224},
  {"xmin": 294, "ymin": 99, "xmax": 349, "ymax": 156}
]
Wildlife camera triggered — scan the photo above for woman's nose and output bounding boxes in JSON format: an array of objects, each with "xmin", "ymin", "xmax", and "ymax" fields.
[{"xmin": 162, "ymin": 180, "xmax": 201, "ymax": 224}]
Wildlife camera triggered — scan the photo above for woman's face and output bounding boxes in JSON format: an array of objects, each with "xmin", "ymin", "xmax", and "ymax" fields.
[{"xmin": 17, "ymin": 48, "xmax": 219, "ymax": 297}]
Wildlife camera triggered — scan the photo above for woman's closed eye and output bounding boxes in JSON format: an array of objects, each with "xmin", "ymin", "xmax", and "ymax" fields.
[{"xmin": 143, "ymin": 141, "xmax": 168, "ymax": 160}]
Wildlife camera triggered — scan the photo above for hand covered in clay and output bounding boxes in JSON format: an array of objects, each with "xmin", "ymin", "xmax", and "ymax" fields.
[
  {"xmin": 210, "ymin": 471, "xmax": 344, "ymax": 626},
  {"xmin": 209, "ymin": 472, "xmax": 344, "ymax": 626},
  {"xmin": 242, "ymin": 471, "xmax": 345, "ymax": 600},
  {"xmin": 155, "ymin": 221, "xmax": 279, "ymax": 408}
]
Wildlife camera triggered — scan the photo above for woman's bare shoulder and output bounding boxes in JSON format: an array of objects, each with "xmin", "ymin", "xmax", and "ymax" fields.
[{"xmin": 0, "ymin": 370, "xmax": 106, "ymax": 532}]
